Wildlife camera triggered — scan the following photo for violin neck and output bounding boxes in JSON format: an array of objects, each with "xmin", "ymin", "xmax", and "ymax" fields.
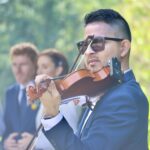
[{"xmin": 51, "ymin": 74, "xmax": 66, "ymax": 80}]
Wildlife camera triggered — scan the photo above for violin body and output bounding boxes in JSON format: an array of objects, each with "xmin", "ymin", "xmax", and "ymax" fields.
[
  {"xmin": 56, "ymin": 67, "xmax": 116, "ymax": 99},
  {"xmin": 27, "ymin": 57, "xmax": 122, "ymax": 101}
]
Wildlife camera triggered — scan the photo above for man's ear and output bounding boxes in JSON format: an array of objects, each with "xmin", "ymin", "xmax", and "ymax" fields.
[
  {"xmin": 120, "ymin": 39, "xmax": 131, "ymax": 58},
  {"xmin": 55, "ymin": 66, "xmax": 63, "ymax": 76}
]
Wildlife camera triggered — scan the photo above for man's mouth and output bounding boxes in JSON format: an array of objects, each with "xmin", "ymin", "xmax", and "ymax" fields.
[{"xmin": 87, "ymin": 58, "xmax": 100, "ymax": 66}]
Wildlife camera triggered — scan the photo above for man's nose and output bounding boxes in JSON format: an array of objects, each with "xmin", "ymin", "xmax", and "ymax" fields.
[{"xmin": 16, "ymin": 65, "xmax": 22, "ymax": 72}]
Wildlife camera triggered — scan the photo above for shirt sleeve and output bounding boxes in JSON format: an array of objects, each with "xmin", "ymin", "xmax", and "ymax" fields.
[{"xmin": 41, "ymin": 113, "xmax": 63, "ymax": 131}]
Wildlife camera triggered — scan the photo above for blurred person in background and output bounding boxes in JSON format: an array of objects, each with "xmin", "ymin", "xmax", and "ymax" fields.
[
  {"xmin": 3, "ymin": 42, "xmax": 39, "ymax": 150},
  {"xmin": 34, "ymin": 49, "xmax": 82, "ymax": 150}
]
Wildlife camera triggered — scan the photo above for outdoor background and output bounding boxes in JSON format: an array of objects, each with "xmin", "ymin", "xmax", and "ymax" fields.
[{"xmin": 0, "ymin": 0, "xmax": 150, "ymax": 147}]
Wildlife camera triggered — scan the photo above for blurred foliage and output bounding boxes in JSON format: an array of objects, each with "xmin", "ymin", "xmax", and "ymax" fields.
[{"xmin": 0, "ymin": 0, "xmax": 150, "ymax": 147}]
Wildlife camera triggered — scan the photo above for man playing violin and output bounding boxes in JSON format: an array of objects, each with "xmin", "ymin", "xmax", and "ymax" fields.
[{"xmin": 34, "ymin": 9, "xmax": 148, "ymax": 150}]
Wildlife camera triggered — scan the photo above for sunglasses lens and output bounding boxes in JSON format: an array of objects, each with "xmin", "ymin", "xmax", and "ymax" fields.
[
  {"xmin": 77, "ymin": 41, "xmax": 88, "ymax": 54},
  {"xmin": 77, "ymin": 36, "xmax": 105, "ymax": 54},
  {"xmin": 91, "ymin": 38, "xmax": 105, "ymax": 52},
  {"xmin": 77, "ymin": 36, "xmax": 93, "ymax": 54}
]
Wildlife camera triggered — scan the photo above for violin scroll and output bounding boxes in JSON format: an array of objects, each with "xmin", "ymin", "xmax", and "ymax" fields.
[{"xmin": 27, "ymin": 79, "xmax": 50, "ymax": 101}]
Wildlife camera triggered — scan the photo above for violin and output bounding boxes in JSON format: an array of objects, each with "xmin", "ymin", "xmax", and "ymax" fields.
[{"xmin": 27, "ymin": 57, "xmax": 122, "ymax": 102}]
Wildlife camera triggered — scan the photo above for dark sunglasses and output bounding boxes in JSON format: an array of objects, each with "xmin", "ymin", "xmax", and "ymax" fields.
[{"xmin": 77, "ymin": 35, "xmax": 124, "ymax": 54}]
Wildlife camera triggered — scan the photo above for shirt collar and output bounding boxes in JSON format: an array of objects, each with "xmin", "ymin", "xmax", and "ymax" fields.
[
  {"xmin": 124, "ymin": 68, "xmax": 131, "ymax": 74},
  {"xmin": 19, "ymin": 80, "xmax": 34, "ymax": 90}
]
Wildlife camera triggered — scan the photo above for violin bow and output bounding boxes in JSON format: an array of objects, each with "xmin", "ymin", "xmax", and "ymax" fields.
[
  {"xmin": 69, "ymin": 35, "xmax": 94, "ymax": 73},
  {"xmin": 26, "ymin": 123, "xmax": 43, "ymax": 150},
  {"xmin": 69, "ymin": 48, "xmax": 83, "ymax": 73},
  {"xmin": 26, "ymin": 36, "xmax": 95, "ymax": 149}
]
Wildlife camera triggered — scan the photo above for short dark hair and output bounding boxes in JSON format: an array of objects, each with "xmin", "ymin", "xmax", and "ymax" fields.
[
  {"xmin": 84, "ymin": 9, "xmax": 132, "ymax": 41},
  {"xmin": 39, "ymin": 49, "xmax": 69, "ymax": 76}
]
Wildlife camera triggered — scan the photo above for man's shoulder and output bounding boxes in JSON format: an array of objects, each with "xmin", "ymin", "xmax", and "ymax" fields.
[
  {"xmin": 108, "ymin": 79, "xmax": 139, "ymax": 97},
  {"xmin": 98, "ymin": 79, "xmax": 147, "ymax": 106},
  {"xmin": 6, "ymin": 83, "xmax": 19, "ymax": 94}
]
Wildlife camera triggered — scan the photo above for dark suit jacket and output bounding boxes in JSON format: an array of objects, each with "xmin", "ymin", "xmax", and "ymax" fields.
[
  {"xmin": 44, "ymin": 71, "xmax": 149, "ymax": 150},
  {"xmin": 3, "ymin": 83, "xmax": 39, "ymax": 140}
]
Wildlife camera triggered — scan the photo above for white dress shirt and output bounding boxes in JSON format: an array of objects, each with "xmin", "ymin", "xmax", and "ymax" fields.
[{"xmin": 41, "ymin": 96, "xmax": 98, "ymax": 132}]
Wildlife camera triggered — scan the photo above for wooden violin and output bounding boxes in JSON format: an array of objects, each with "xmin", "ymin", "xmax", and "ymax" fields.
[{"xmin": 27, "ymin": 57, "xmax": 122, "ymax": 102}]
